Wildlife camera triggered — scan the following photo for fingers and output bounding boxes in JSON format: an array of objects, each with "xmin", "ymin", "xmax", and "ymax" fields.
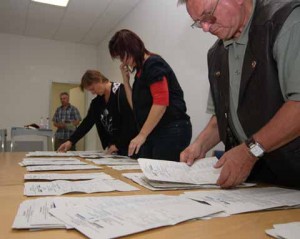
[
  {"xmin": 57, "ymin": 145, "xmax": 67, "ymax": 153},
  {"xmin": 214, "ymin": 156, "xmax": 226, "ymax": 168},
  {"xmin": 128, "ymin": 142, "xmax": 141, "ymax": 156},
  {"xmin": 180, "ymin": 147, "xmax": 194, "ymax": 165}
]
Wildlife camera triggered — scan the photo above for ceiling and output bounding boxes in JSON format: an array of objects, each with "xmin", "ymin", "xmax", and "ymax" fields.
[{"xmin": 0, "ymin": 0, "xmax": 141, "ymax": 46}]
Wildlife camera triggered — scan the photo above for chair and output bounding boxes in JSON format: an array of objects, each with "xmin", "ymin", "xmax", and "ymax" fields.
[{"xmin": 0, "ymin": 129, "xmax": 7, "ymax": 152}]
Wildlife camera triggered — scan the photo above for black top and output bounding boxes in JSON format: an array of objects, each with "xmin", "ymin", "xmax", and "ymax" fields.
[
  {"xmin": 69, "ymin": 82, "xmax": 137, "ymax": 151},
  {"xmin": 132, "ymin": 55, "xmax": 190, "ymax": 131}
]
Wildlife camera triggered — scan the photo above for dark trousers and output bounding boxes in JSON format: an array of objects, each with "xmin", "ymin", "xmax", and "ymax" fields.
[
  {"xmin": 139, "ymin": 120, "xmax": 192, "ymax": 161},
  {"xmin": 54, "ymin": 138, "xmax": 76, "ymax": 151}
]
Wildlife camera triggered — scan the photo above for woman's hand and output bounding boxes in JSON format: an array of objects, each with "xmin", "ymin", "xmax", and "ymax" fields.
[
  {"xmin": 128, "ymin": 133, "xmax": 147, "ymax": 156},
  {"xmin": 107, "ymin": 144, "xmax": 119, "ymax": 155},
  {"xmin": 120, "ymin": 63, "xmax": 130, "ymax": 84},
  {"xmin": 57, "ymin": 140, "xmax": 72, "ymax": 152}
]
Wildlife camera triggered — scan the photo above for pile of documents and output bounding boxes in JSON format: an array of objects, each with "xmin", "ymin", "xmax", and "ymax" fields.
[
  {"xmin": 20, "ymin": 156, "xmax": 101, "ymax": 171},
  {"xmin": 266, "ymin": 222, "xmax": 300, "ymax": 239},
  {"xmin": 182, "ymin": 187, "xmax": 300, "ymax": 215},
  {"xmin": 13, "ymin": 194, "xmax": 222, "ymax": 238},
  {"xmin": 123, "ymin": 157, "xmax": 254, "ymax": 190},
  {"xmin": 24, "ymin": 178, "xmax": 139, "ymax": 196}
]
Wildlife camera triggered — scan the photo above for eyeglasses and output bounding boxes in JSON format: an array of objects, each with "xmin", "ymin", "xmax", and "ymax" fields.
[{"xmin": 191, "ymin": 0, "xmax": 220, "ymax": 29}]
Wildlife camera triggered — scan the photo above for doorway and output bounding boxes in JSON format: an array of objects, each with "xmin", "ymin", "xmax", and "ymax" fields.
[{"xmin": 50, "ymin": 82, "xmax": 86, "ymax": 151}]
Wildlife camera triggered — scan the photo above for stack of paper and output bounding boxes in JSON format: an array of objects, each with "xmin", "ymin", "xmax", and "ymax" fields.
[
  {"xmin": 108, "ymin": 164, "xmax": 141, "ymax": 171},
  {"xmin": 19, "ymin": 157, "xmax": 86, "ymax": 166},
  {"xmin": 122, "ymin": 173, "xmax": 218, "ymax": 191},
  {"xmin": 87, "ymin": 157, "xmax": 138, "ymax": 165},
  {"xmin": 134, "ymin": 157, "xmax": 255, "ymax": 190},
  {"xmin": 266, "ymin": 222, "xmax": 300, "ymax": 239},
  {"xmin": 26, "ymin": 164, "xmax": 101, "ymax": 172},
  {"xmin": 138, "ymin": 157, "xmax": 220, "ymax": 184},
  {"xmin": 24, "ymin": 178, "xmax": 139, "ymax": 196},
  {"xmin": 26, "ymin": 151, "xmax": 75, "ymax": 157},
  {"xmin": 183, "ymin": 187, "xmax": 300, "ymax": 215},
  {"xmin": 24, "ymin": 172, "xmax": 113, "ymax": 181},
  {"xmin": 13, "ymin": 195, "xmax": 222, "ymax": 236}
]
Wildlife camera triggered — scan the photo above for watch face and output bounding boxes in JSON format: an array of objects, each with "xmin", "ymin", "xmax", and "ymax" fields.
[{"xmin": 250, "ymin": 144, "xmax": 264, "ymax": 157}]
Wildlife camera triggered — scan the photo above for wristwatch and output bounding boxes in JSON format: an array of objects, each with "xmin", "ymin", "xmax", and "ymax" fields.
[{"xmin": 245, "ymin": 137, "xmax": 265, "ymax": 158}]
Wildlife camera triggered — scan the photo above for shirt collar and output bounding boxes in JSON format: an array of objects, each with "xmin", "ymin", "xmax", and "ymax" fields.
[{"xmin": 223, "ymin": 0, "xmax": 256, "ymax": 48}]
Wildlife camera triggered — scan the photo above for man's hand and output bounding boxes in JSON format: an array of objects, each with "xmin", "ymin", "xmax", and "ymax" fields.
[
  {"xmin": 180, "ymin": 142, "xmax": 206, "ymax": 166},
  {"xmin": 215, "ymin": 143, "xmax": 258, "ymax": 188}
]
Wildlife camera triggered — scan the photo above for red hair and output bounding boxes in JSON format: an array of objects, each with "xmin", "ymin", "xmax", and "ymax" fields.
[{"xmin": 109, "ymin": 29, "xmax": 150, "ymax": 70}]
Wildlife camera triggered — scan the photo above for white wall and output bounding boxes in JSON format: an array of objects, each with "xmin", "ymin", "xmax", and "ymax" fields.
[
  {"xmin": 97, "ymin": 0, "xmax": 224, "ymax": 153},
  {"xmin": 0, "ymin": 33, "xmax": 98, "ymax": 149}
]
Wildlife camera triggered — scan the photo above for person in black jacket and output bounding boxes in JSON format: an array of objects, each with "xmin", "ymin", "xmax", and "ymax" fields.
[
  {"xmin": 109, "ymin": 29, "xmax": 192, "ymax": 161},
  {"xmin": 57, "ymin": 70, "xmax": 137, "ymax": 156}
]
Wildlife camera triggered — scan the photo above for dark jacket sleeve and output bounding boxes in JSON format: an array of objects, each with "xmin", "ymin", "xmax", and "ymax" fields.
[{"xmin": 69, "ymin": 102, "xmax": 96, "ymax": 145}]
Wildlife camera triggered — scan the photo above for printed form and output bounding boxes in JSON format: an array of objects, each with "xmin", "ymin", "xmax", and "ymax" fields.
[
  {"xmin": 24, "ymin": 172, "xmax": 113, "ymax": 181},
  {"xmin": 138, "ymin": 157, "xmax": 220, "ymax": 184},
  {"xmin": 24, "ymin": 178, "xmax": 139, "ymax": 196}
]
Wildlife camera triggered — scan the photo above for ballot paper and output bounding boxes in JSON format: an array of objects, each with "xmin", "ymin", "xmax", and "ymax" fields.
[
  {"xmin": 183, "ymin": 187, "xmax": 300, "ymax": 215},
  {"xmin": 24, "ymin": 178, "xmax": 139, "ymax": 196},
  {"xmin": 138, "ymin": 157, "xmax": 221, "ymax": 185},
  {"xmin": 78, "ymin": 152, "xmax": 106, "ymax": 158},
  {"xmin": 49, "ymin": 195, "xmax": 222, "ymax": 239},
  {"xmin": 20, "ymin": 160, "xmax": 86, "ymax": 166},
  {"xmin": 108, "ymin": 164, "xmax": 141, "ymax": 170},
  {"xmin": 266, "ymin": 222, "xmax": 300, "ymax": 239},
  {"xmin": 24, "ymin": 172, "xmax": 114, "ymax": 181},
  {"xmin": 26, "ymin": 164, "xmax": 101, "ymax": 172},
  {"xmin": 123, "ymin": 173, "xmax": 217, "ymax": 190},
  {"xmin": 12, "ymin": 197, "xmax": 69, "ymax": 229},
  {"xmin": 23, "ymin": 157, "xmax": 80, "ymax": 161},
  {"xmin": 26, "ymin": 151, "xmax": 75, "ymax": 157},
  {"xmin": 88, "ymin": 157, "xmax": 138, "ymax": 165}
]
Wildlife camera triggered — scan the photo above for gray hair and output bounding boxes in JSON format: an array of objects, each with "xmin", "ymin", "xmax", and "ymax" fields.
[{"xmin": 177, "ymin": 0, "xmax": 188, "ymax": 5}]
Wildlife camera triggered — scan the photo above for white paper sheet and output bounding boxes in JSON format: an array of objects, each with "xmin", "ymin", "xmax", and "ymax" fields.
[
  {"xmin": 108, "ymin": 165, "xmax": 141, "ymax": 170},
  {"xmin": 88, "ymin": 157, "xmax": 138, "ymax": 165},
  {"xmin": 138, "ymin": 157, "xmax": 221, "ymax": 184},
  {"xmin": 26, "ymin": 164, "xmax": 101, "ymax": 172},
  {"xmin": 266, "ymin": 222, "xmax": 300, "ymax": 239},
  {"xmin": 24, "ymin": 172, "xmax": 113, "ymax": 181},
  {"xmin": 26, "ymin": 151, "xmax": 75, "ymax": 157},
  {"xmin": 183, "ymin": 187, "xmax": 300, "ymax": 215},
  {"xmin": 49, "ymin": 195, "xmax": 222, "ymax": 239},
  {"xmin": 24, "ymin": 178, "xmax": 139, "ymax": 196},
  {"xmin": 123, "ymin": 172, "xmax": 221, "ymax": 191},
  {"xmin": 20, "ymin": 160, "xmax": 86, "ymax": 166},
  {"xmin": 23, "ymin": 157, "xmax": 80, "ymax": 161},
  {"xmin": 12, "ymin": 198, "xmax": 67, "ymax": 229}
]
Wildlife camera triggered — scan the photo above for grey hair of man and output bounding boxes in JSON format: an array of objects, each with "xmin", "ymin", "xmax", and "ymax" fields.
[{"xmin": 177, "ymin": 0, "xmax": 188, "ymax": 5}]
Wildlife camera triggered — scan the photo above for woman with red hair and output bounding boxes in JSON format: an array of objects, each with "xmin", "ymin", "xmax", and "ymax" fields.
[{"xmin": 109, "ymin": 29, "xmax": 192, "ymax": 161}]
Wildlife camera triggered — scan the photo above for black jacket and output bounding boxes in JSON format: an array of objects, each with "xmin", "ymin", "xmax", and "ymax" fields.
[
  {"xmin": 133, "ymin": 55, "xmax": 190, "ymax": 132},
  {"xmin": 69, "ymin": 82, "xmax": 137, "ymax": 153}
]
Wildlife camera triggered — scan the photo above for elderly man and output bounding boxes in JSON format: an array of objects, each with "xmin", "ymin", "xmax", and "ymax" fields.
[
  {"xmin": 179, "ymin": 0, "xmax": 300, "ymax": 188},
  {"xmin": 52, "ymin": 92, "xmax": 81, "ymax": 151}
]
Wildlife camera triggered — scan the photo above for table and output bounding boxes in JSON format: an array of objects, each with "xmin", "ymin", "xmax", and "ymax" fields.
[
  {"xmin": 0, "ymin": 152, "xmax": 299, "ymax": 239},
  {"xmin": 0, "ymin": 129, "xmax": 6, "ymax": 152},
  {"xmin": 10, "ymin": 127, "xmax": 54, "ymax": 152}
]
